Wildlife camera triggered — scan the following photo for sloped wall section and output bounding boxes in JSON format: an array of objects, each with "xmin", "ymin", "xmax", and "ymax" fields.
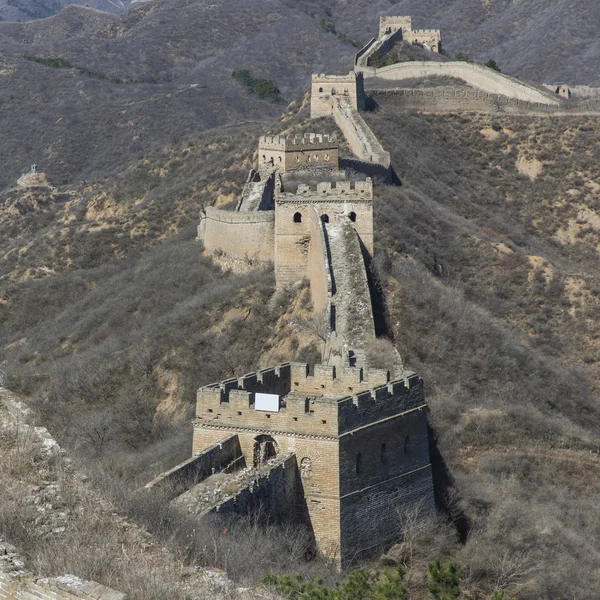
[{"xmin": 361, "ymin": 61, "xmax": 560, "ymax": 106}]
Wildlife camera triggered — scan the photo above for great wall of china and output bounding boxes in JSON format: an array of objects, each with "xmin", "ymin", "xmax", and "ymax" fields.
[{"xmin": 4, "ymin": 12, "xmax": 600, "ymax": 596}]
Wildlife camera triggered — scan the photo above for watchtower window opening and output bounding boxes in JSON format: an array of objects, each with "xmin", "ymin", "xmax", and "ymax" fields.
[
  {"xmin": 356, "ymin": 453, "xmax": 363, "ymax": 474},
  {"xmin": 331, "ymin": 88, "xmax": 337, "ymax": 95},
  {"xmin": 278, "ymin": 156, "xmax": 282, "ymax": 162},
  {"xmin": 324, "ymin": 153, "xmax": 329, "ymax": 161},
  {"xmin": 381, "ymin": 443, "xmax": 387, "ymax": 463},
  {"xmin": 349, "ymin": 211, "xmax": 357, "ymax": 222},
  {"xmin": 253, "ymin": 434, "xmax": 277, "ymax": 468},
  {"xmin": 404, "ymin": 436, "xmax": 411, "ymax": 454},
  {"xmin": 262, "ymin": 155, "xmax": 266, "ymax": 161},
  {"xmin": 319, "ymin": 87, "xmax": 324, "ymax": 93},
  {"xmin": 293, "ymin": 212, "xmax": 302, "ymax": 223},
  {"xmin": 321, "ymin": 214, "xmax": 329, "ymax": 223}
]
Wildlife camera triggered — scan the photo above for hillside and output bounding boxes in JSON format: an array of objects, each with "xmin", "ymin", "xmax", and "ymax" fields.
[
  {"xmin": 3, "ymin": 0, "xmax": 600, "ymax": 596},
  {"xmin": 3, "ymin": 97, "xmax": 600, "ymax": 596},
  {"xmin": 364, "ymin": 105, "xmax": 600, "ymax": 598},
  {"xmin": 0, "ymin": 0, "xmax": 355, "ymax": 189}
]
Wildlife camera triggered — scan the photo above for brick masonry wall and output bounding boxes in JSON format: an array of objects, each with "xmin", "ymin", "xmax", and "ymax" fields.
[
  {"xmin": 147, "ymin": 434, "xmax": 242, "ymax": 497},
  {"xmin": 212, "ymin": 453, "xmax": 299, "ymax": 524},
  {"xmin": 331, "ymin": 99, "xmax": 390, "ymax": 170},
  {"xmin": 197, "ymin": 207, "xmax": 274, "ymax": 262},
  {"xmin": 311, "ymin": 73, "xmax": 365, "ymax": 118},
  {"xmin": 338, "ymin": 408, "xmax": 434, "ymax": 567},
  {"xmin": 275, "ymin": 195, "xmax": 374, "ymax": 288},
  {"xmin": 307, "ymin": 207, "xmax": 332, "ymax": 315},
  {"xmin": 370, "ymin": 88, "xmax": 600, "ymax": 115},
  {"xmin": 192, "ymin": 427, "xmax": 342, "ymax": 558}
]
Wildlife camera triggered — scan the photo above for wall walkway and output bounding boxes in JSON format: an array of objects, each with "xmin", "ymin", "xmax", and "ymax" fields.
[{"xmin": 332, "ymin": 99, "xmax": 390, "ymax": 178}]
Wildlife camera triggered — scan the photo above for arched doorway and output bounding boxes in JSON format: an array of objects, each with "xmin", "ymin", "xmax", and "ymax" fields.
[{"xmin": 253, "ymin": 434, "xmax": 277, "ymax": 468}]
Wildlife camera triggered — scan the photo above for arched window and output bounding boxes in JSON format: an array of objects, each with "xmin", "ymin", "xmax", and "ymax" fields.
[
  {"xmin": 262, "ymin": 155, "xmax": 266, "ymax": 161},
  {"xmin": 349, "ymin": 212, "xmax": 357, "ymax": 222},
  {"xmin": 381, "ymin": 443, "xmax": 387, "ymax": 463},
  {"xmin": 324, "ymin": 153, "xmax": 329, "ymax": 161},
  {"xmin": 278, "ymin": 156, "xmax": 282, "ymax": 162},
  {"xmin": 356, "ymin": 453, "xmax": 363, "ymax": 474},
  {"xmin": 319, "ymin": 87, "xmax": 324, "ymax": 93},
  {"xmin": 300, "ymin": 457, "xmax": 312, "ymax": 477},
  {"xmin": 404, "ymin": 436, "xmax": 411, "ymax": 454},
  {"xmin": 331, "ymin": 88, "xmax": 337, "ymax": 96},
  {"xmin": 314, "ymin": 154, "xmax": 318, "ymax": 161},
  {"xmin": 321, "ymin": 214, "xmax": 329, "ymax": 223},
  {"xmin": 293, "ymin": 212, "xmax": 302, "ymax": 223}
]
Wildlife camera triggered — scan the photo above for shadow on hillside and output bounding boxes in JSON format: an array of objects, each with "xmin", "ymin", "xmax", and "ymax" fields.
[{"xmin": 428, "ymin": 426, "xmax": 470, "ymax": 543}]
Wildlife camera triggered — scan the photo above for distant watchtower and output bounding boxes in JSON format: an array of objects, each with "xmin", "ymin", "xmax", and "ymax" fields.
[{"xmin": 378, "ymin": 15, "xmax": 442, "ymax": 53}]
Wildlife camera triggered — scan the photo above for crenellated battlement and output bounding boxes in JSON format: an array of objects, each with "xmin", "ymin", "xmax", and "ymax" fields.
[
  {"xmin": 259, "ymin": 133, "xmax": 338, "ymax": 150},
  {"xmin": 195, "ymin": 362, "xmax": 422, "ymax": 438},
  {"xmin": 258, "ymin": 132, "xmax": 340, "ymax": 172},
  {"xmin": 277, "ymin": 178, "xmax": 373, "ymax": 202}
]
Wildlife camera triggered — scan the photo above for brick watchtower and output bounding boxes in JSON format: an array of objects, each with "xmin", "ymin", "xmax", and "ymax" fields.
[{"xmin": 193, "ymin": 362, "xmax": 435, "ymax": 567}]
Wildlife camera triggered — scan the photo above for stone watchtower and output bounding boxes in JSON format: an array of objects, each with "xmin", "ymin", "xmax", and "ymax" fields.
[
  {"xmin": 378, "ymin": 15, "xmax": 442, "ymax": 53},
  {"xmin": 258, "ymin": 134, "xmax": 339, "ymax": 172},
  {"xmin": 311, "ymin": 72, "xmax": 366, "ymax": 118},
  {"xmin": 193, "ymin": 362, "xmax": 435, "ymax": 567},
  {"xmin": 274, "ymin": 178, "xmax": 374, "ymax": 289}
]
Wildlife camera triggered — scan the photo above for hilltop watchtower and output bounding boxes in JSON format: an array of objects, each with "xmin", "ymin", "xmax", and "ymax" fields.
[
  {"xmin": 378, "ymin": 15, "xmax": 442, "ymax": 52},
  {"xmin": 193, "ymin": 362, "xmax": 434, "ymax": 567},
  {"xmin": 258, "ymin": 134, "xmax": 339, "ymax": 172}
]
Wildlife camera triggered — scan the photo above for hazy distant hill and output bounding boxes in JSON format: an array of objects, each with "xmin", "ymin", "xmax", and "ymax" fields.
[{"xmin": 0, "ymin": 0, "xmax": 355, "ymax": 189}]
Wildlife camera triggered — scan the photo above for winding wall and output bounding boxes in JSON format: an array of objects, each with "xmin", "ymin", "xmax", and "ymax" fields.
[
  {"xmin": 360, "ymin": 62, "xmax": 560, "ymax": 106},
  {"xmin": 331, "ymin": 99, "xmax": 390, "ymax": 173}
]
